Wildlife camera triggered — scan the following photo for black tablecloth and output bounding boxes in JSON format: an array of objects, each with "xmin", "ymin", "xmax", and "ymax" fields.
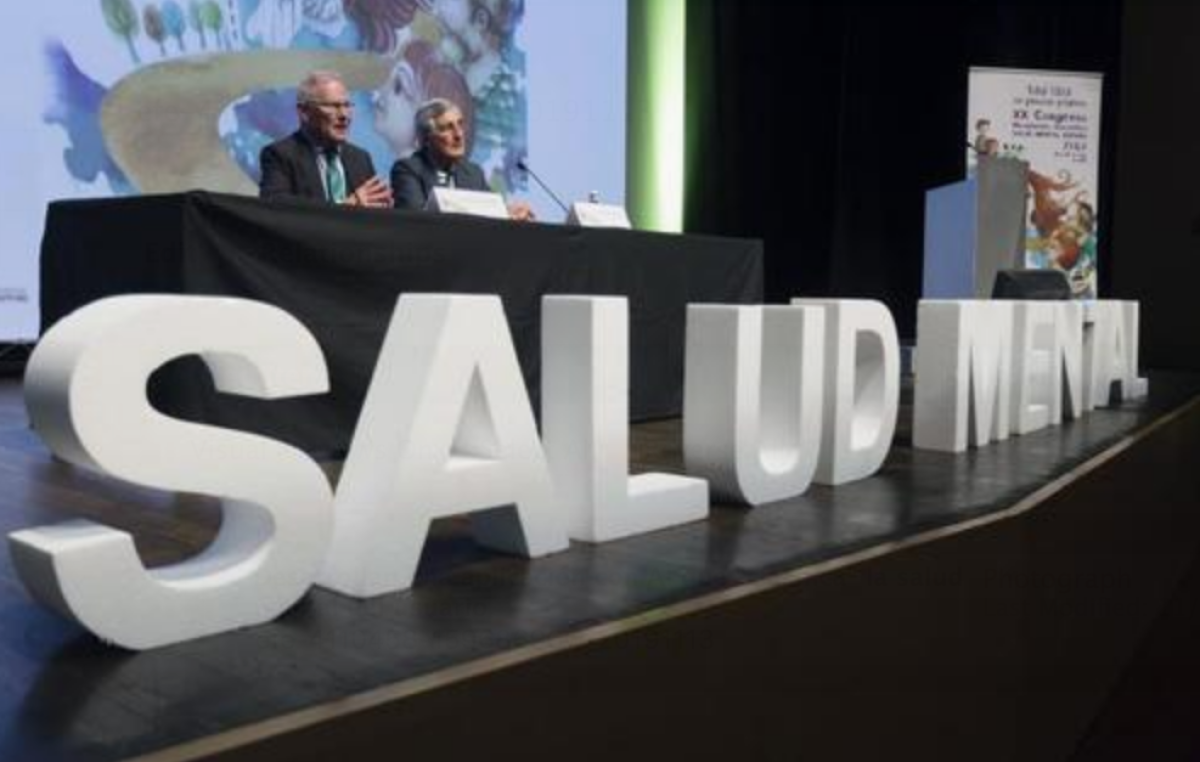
[{"xmin": 41, "ymin": 192, "xmax": 764, "ymax": 452}]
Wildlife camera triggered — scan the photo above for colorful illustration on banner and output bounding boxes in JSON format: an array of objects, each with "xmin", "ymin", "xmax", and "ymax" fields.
[
  {"xmin": 44, "ymin": 0, "xmax": 528, "ymax": 196},
  {"xmin": 1025, "ymin": 168, "xmax": 1096, "ymax": 297},
  {"xmin": 968, "ymin": 113, "xmax": 1024, "ymax": 168},
  {"xmin": 966, "ymin": 73, "xmax": 1100, "ymax": 302},
  {"xmin": 972, "ymin": 118, "xmax": 998, "ymax": 157}
]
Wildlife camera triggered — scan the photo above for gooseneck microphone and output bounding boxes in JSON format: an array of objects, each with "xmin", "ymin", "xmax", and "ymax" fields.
[{"xmin": 516, "ymin": 158, "xmax": 570, "ymax": 215}]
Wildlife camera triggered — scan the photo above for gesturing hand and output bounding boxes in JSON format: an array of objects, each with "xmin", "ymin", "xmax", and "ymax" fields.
[
  {"xmin": 507, "ymin": 200, "xmax": 536, "ymax": 222},
  {"xmin": 348, "ymin": 176, "xmax": 394, "ymax": 208}
]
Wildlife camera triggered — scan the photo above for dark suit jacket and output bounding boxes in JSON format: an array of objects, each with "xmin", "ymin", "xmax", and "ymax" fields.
[
  {"xmin": 391, "ymin": 148, "xmax": 489, "ymax": 210},
  {"xmin": 259, "ymin": 131, "xmax": 377, "ymax": 202}
]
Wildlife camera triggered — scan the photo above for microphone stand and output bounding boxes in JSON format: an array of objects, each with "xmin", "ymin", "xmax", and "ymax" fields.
[{"xmin": 517, "ymin": 159, "xmax": 571, "ymax": 216}]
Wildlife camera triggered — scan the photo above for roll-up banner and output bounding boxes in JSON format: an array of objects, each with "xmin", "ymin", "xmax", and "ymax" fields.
[{"xmin": 967, "ymin": 67, "xmax": 1103, "ymax": 299}]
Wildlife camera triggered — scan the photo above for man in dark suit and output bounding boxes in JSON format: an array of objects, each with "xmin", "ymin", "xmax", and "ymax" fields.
[
  {"xmin": 391, "ymin": 98, "xmax": 533, "ymax": 220},
  {"xmin": 259, "ymin": 71, "xmax": 393, "ymax": 208}
]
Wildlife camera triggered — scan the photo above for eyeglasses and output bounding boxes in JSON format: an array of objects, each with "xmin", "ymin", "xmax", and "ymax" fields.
[{"xmin": 306, "ymin": 100, "xmax": 355, "ymax": 113}]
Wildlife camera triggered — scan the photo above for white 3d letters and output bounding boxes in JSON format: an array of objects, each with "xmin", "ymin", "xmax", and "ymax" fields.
[
  {"xmin": 319, "ymin": 295, "xmax": 568, "ymax": 597},
  {"xmin": 682, "ymin": 305, "xmax": 825, "ymax": 505},
  {"xmin": 7, "ymin": 291, "xmax": 1147, "ymax": 649},
  {"xmin": 1084, "ymin": 301, "xmax": 1145, "ymax": 409},
  {"xmin": 1055, "ymin": 302, "xmax": 1086, "ymax": 422},
  {"xmin": 1010, "ymin": 301, "xmax": 1061, "ymax": 435},
  {"xmin": 791, "ymin": 299, "xmax": 900, "ymax": 485},
  {"xmin": 913, "ymin": 300, "xmax": 1014, "ymax": 452},
  {"xmin": 915, "ymin": 299, "xmax": 1143, "ymax": 452},
  {"xmin": 12, "ymin": 296, "xmax": 333, "ymax": 650},
  {"xmin": 1121, "ymin": 302, "xmax": 1149, "ymax": 399},
  {"xmin": 542, "ymin": 296, "xmax": 708, "ymax": 541}
]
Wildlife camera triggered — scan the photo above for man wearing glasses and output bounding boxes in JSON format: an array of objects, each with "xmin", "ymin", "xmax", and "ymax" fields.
[{"xmin": 259, "ymin": 71, "xmax": 393, "ymax": 208}]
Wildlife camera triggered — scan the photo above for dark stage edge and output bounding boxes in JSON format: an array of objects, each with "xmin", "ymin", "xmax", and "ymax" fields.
[{"xmin": 1, "ymin": 373, "xmax": 1198, "ymax": 762}]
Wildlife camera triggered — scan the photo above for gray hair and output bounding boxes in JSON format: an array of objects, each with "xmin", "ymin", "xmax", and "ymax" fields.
[
  {"xmin": 297, "ymin": 70, "xmax": 345, "ymax": 105},
  {"xmin": 414, "ymin": 98, "xmax": 462, "ymax": 147}
]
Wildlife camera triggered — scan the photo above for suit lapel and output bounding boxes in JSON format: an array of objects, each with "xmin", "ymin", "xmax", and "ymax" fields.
[
  {"xmin": 292, "ymin": 132, "xmax": 328, "ymax": 200},
  {"xmin": 342, "ymin": 147, "xmax": 373, "ymax": 193}
]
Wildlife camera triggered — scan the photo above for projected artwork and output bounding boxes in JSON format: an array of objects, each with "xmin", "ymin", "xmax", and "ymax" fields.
[
  {"xmin": 2, "ymin": 0, "xmax": 621, "ymax": 341},
  {"xmin": 47, "ymin": 0, "xmax": 529, "ymax": 196}
]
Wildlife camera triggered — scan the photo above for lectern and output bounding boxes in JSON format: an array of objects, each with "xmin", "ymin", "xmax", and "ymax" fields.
[{"xmin": 923, "ymin": 156, "xmax": 1028, "ymax": 298}]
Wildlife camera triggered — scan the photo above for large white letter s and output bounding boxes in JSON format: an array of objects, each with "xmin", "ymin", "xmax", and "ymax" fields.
[{"xmin": 12, "ymin": 296, "xmax": 333, "ymax": 650}]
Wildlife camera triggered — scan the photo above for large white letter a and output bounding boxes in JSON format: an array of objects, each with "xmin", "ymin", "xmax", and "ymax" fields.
[{"xmin": 319, "ymin": 294, "xmax": 568, "ymax": 598}]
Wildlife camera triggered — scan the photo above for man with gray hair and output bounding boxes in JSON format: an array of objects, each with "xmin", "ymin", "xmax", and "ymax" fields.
[
  {"xmin": 391, "ymin": 98, "xmax": 533, "ymax": 220},
  {"xmin": 260, "ymin": 70, "xmax": 393, "ymax": 207}
]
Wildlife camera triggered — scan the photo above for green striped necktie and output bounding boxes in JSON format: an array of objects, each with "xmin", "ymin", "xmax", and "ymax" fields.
[{"xmin": 324, "ymin": 149, "xmax": 346, "ymax": 203}]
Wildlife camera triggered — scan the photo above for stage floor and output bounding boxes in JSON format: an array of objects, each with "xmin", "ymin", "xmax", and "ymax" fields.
[{"xmin": 1, "ymin": 372, "xmax": 1198, "ymax": 762}]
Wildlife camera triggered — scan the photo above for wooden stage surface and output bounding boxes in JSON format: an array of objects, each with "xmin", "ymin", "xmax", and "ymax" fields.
[{"xmin": 1, "ymin": 372, "xmax": 1199, "ymax": 761}]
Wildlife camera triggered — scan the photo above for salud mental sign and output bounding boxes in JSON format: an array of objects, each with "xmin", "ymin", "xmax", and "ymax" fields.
[{"xmin": 10, "ymin": 294, "xmax": 1142, "ymax": 649}]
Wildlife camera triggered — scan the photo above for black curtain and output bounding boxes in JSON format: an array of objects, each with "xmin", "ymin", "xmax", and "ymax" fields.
[{"xmin": 685, "ymin": 0, "xmax": 1123, "ymax": 338}]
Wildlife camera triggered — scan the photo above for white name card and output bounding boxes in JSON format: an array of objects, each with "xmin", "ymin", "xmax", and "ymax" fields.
[
  {"xmin": 567, "ymin": 202, "xmax": 632, "ymax": 229},
  {"xmin": 426, "ymin": 188, "xmax": 510, "ymax": 220}
]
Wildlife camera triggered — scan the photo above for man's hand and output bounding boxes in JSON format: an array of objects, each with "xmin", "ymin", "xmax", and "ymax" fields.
[
  {"xmin": 507, "ymin": 200, "xmax": 536, "ymax": 222},
  {"xmin": 347, "ymin": 177, "xmax": 394, "ymax": 208}
]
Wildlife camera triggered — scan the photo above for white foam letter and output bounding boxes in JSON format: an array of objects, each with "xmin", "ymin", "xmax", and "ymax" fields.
[
  {"xmin": 683, "ymin": 305, "xmax": 824, "ymax": 504},
  {"xmin": 543, "ymin": 297, "xmax": 708, "ymax": 540},
  {"xmin": 1054, "ymin": 301, "xmax": 1086, "ymax": 421},
  {"xmin": 1011, "ymin": 301, "xmax": 1061, "ymax": 435},
  {"xmin": 1084, "ymin": 300, "xmax": 1139, "ymax": 408},
  {"xmin": 13, "ymin": 296, "xmax": 332, "ymax": 650},
  {"xmin": 913, "ymin": 300, "xmax": 1014, "ymax": 452},
  {"xmin": 1121, "ymin": 301, "xmax": 1149, "ymax": 399},
  {"xmin": 791, "ymin": 299, "xmax": 900, "ymax": 485},
  {"xmin": 319, "ymin": 295, "xmax": 568, "ymax": 597}
]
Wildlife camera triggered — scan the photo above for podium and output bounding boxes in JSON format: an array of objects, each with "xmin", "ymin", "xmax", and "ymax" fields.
[{"xmin": 923, "ymin": 156, "xmax": 1028, "ymax": 298}]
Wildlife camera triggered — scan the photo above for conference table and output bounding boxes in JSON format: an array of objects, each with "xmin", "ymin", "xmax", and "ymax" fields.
[{"xmin": 40, "ymin": 192, "xmax": 764, "ymax": 453}]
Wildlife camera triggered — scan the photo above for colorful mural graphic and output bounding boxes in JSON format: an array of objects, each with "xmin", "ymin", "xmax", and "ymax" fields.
[{"xmin": 47, "ymin": 0, "xmax": 528, "ymax": 196}]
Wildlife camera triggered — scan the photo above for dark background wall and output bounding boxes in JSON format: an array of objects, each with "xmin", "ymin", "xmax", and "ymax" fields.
[
  {"xmin": 1111, "ymin": 0, "xmax": 1200, "ymax": 370},
  {"xmin": 682, "ymin": 0, "xmax": 1200, "ymax": 368}
]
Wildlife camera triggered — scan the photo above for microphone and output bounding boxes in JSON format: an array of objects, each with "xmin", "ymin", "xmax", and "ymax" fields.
[{"xmin": 517, "ymin": 158, "xmax": 570, "ymax": 216}]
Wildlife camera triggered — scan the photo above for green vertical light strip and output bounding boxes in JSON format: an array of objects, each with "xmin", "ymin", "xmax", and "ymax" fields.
[{"xmin": 627, "ymin": 0, "xmax": 687, "ymax": 232}]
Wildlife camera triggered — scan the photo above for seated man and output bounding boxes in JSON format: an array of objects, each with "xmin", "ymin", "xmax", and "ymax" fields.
[
  {"xmin": 391, "ymin": 98, "xmax": 533, "ymax": 221},
  {"xmin": 260, "ymin": 70, "xmax": 393, "ymax": 208}
]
